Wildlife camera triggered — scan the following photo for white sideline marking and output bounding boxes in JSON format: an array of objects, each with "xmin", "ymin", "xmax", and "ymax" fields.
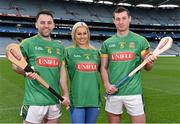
[
  {"xmin": 0, "ymin": 55, "xmax": 6, "ymax": 57},
  {"xmin": 144, "ymin": 87, "xmax": 180, "ymax": 95},
  {"xmin": 0, "ymin": 107, "xmax": 19, "ymax": 111}
]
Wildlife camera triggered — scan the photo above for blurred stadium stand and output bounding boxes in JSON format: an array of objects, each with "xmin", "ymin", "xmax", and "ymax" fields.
[
  {"xmin": 0, "ymin": 37, "xmax": 19, "ymax": 57},
  {"xmin": 0, "ymin": 0, "xmax": 179, "ymax": 56}
]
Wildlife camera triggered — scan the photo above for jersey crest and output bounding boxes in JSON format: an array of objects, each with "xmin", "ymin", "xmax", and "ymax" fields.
[
  {"xmin": 84, "ymin": 54, "xmax": 90, "ymax": 60},
  {"xmin": 56, "ymin": 48, "xmax": 61, "ymax": 55},
  {"xmin": 45, "ymin": 47, "xmax": 52, "ymax": 54},
  {"xmin": 129, "ymin": 42, "xmax": 135, "ymax": 48}
]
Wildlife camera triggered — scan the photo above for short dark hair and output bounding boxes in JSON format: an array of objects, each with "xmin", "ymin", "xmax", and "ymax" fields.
[
  {"xmin": 113, "ymin": 7, "xmax": 130, "ymax": 18},
  {"xmin": 36, "ymin": 10, "xmax": 54, "ymax": 21}
]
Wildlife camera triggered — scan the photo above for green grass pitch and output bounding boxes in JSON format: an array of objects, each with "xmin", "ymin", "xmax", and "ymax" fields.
[{"xmin": 0, "ymin": 57, "xmax": 180, "ymax": 123}]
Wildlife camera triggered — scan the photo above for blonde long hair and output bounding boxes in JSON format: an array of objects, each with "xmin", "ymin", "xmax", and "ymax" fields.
[{"xmin": 71, "ymin": 22, "xmax": 96, "ymax": 50}]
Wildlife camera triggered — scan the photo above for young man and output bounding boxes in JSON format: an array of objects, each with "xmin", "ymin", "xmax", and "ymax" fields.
[
  {"xmin": 100, "ymin": 7, "xmax": 156, "ymax": 123},
  {"xmin": 11, "ymin": 10, "xmax": 70, "ymax": 124}
]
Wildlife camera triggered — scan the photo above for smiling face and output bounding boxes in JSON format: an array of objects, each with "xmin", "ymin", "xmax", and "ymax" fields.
[
  {"xmin": 113, "ymin": 11, "xmax": 131, "ymax": 36},
  {"xmin": 74, "ymin": 26, "xmax": 89, "ymax": 47},
  {"xmin": 35, "ymin": 14, "xmax": 55, "ymax": 39}
]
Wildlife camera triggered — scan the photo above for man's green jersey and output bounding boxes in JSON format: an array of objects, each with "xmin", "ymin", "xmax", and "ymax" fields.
[
  {"xmin": 20, "ymin": 34, "xmax": 65, "ymax": 105},
  {"xmin": 101, "ymin": 31, "xmax": 150, "ymax": 95},
  {"xmin": 65, "ymin": 45, "xmax": 101, "ymax": 107}
]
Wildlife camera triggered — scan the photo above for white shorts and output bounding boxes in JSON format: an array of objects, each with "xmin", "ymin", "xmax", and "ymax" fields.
[
  {"xmin": 105, "ymin": 94, "xmax": 144, "ymax": 116},
  {"xmin": 20, "ymin": 104, "xmax": 61, "ymax": 123}
]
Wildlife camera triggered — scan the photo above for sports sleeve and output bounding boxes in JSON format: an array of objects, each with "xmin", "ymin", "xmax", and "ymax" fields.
[
  {"xmin": 19, "ymin": 40, "xmax": 29, "ymax": 58},
  {"xmin": 100, "ymin": 42, "xmax": 108, "ymax": 58},
  {"xmin": 97, "ymin": 49, "xmax": 101, "ymax": 72},
  {"xmin": 142, "ymin": 37, "xmax": 150, "ymax": 50},
  {"xmin": 140, "ymin": 37, "xmax": 150, "ymax": 55},
  {"xmin": 64, "ymin": 48, "xmax": 69, "ymax": 67},
  {"xmin": 60, "ymin": 45, "xmax": 65, "ymax": 66}
]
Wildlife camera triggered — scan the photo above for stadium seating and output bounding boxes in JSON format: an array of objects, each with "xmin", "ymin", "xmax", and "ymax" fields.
[
  {"xmin": 0, "ymin": 37, "xmax": 19, "ymax": 55},
  {"xmin": 1, "ymin": 0, "xmax": 180, "ymax": 25},
  {"xmin": 0, "ymin": 0, "xmax": 179, "ymax": 56}
]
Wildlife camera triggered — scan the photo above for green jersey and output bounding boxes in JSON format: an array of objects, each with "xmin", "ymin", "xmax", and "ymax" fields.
[
  {"xmin": 101, "ymin": 31, "xmax": 150, "ymax": 95},
  {"xmin": 65, "ymin": 45, "xmax": 101, "ymax": 107},
  {"xmin": 20, "ymin": 34, "xmax": 65, "ymax": 105}
]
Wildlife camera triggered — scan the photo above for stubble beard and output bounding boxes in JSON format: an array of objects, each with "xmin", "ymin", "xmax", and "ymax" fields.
[{"xmin": 40, "ymin": 31, "xmax": 52, "ymax": 39}]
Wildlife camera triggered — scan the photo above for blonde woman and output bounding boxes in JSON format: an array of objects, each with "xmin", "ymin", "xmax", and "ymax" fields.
[{"xmin": 65, "ymin": 22, "xmax": 101, "ymax": 123}]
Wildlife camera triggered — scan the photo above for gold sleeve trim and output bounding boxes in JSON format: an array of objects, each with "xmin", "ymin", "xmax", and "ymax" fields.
[
  {"xmin": 141, "ymin": 49, "xmax": 149, "ymax": 56},
  {"xmin": 101, "ymin": 54, "xmax": 108, "ymax": 58},
  {"xmin": 61, "ymin": 61, "xmax": 65, "ymax": 65}
]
